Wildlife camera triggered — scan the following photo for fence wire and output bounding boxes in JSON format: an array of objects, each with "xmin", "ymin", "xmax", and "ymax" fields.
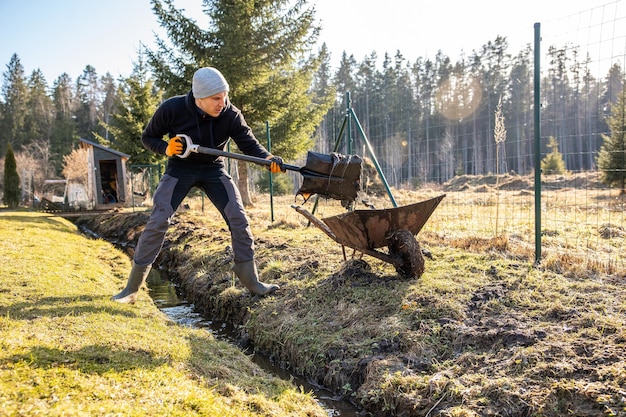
[{"xmin": 284, "ymin": 1, "xmax": 626, "ymax": 277}]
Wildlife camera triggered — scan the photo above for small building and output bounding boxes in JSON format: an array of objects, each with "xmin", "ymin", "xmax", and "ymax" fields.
[{"xmin": 79, "ymin": 138, "xmax": 130, "ymax": 210}]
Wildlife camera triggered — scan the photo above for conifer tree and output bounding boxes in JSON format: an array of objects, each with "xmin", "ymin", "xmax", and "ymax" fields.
[
  {"xmin": 97, "ymin": 50, "xmax": 164, "ymax": 168},
  {"xmin": 51, "ymin": 73, "xmax": 77, "ymax": 172},
  {"xmin": 334, "ymin": 52, "xmax": 358, "ymax": 100},
  {"xmin": 3, "ymin": 143, "xmax": 20, "ymax": 208},
  {"xmin": 74, "ymin": 65, "xmax": 100, "ymax": 141},
  {"xmin": 310, "ymin": 43, "xmax": 336, "ymax": 153},
  {"xmin": 598, "ymin": 88, "xmax": 626, "ymax": 193},
  {"xmin": 25, "ymin": 69, "xmax": 54, "ymax": 145},
  {"xmin": 99, "ymin": 72, "xmax": 118, "ymax": 143},
  {"xmin": 541, "ymin": 136, "xmax": 567, "ymax": 175},
  {"xmin": 0, "ymin": 54, "xmax": 28, "ymax": 153},
  {"xmin": 148, "ymin": 0, "xmax": 328, "ymax": 159},
  {"xmin": 148, "ymin": 0, "xmax": 330, "ymax": 205}
]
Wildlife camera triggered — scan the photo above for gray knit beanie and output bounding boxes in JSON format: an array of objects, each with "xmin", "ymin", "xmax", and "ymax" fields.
[{"xmin": 192, "ymin": 67, "xmax": 230, "ymax": 98}]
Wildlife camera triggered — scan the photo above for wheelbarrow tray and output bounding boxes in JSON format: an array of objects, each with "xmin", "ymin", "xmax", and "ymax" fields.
[{"xmin": 321, "ymin": 194, "xmax": 445, "ymax": 250}]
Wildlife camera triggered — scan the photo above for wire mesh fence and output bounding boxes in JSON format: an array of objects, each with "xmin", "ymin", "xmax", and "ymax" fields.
[{"xmin": 262, "ymin": 2, "xmax": 626, "ymax": 277}]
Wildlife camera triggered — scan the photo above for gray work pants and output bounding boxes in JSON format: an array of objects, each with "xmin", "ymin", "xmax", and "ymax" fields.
[{"xmin": 133, "ymin": 167, "xmax": 254, "ymax": 267}]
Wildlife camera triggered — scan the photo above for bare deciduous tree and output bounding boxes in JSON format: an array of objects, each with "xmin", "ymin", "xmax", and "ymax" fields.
[
  {"xmin": 62, "ymin": 147, "xmax": 90, "ymax": 201},
  {"xmin": 494, "ymin": 95, "xmax": 507, "ymax": 236},
  {"xmin": 12, "ymin": 139, "xmax": 56, "ymax": 202}
]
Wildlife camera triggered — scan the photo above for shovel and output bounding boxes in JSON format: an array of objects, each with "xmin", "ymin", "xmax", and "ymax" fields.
[{"xmin": 175, "ymin": 134, "xmax": 363, "ymax": 202}]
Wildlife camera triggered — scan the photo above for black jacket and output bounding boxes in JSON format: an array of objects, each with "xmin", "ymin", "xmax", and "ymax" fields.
[{"xmin": 142, "ymin": 91, "xmax": 270, "ymax": 167}]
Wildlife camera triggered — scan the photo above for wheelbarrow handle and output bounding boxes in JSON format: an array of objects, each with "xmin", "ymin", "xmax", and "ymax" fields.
[
  {"xmin": 291, "ymin": 205, "xmax": 338, "ymax": 241},
  {"xmin": 175, "ymin": 134, "xmax": 300, "ymax": 172}
]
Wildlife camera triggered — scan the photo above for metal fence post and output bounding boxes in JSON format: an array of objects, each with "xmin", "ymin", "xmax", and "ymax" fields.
[
  {"xmin": 534, "ymin": 22, "xmax": 542, "ymax": 265},
  {"xmin": 266, "ymin": 121, "xmax": 275, "ymax": 222}
]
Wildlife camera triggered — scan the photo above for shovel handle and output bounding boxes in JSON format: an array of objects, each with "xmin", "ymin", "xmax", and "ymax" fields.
[{"xmin": 175, "ymin": 134, "xmax": 300, "ymax": 171}]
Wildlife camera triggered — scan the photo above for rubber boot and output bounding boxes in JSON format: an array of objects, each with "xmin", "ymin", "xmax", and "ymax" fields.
[
  {"xmin": 111, "ymin": 261, "xmax": 152, "ymax": 304},
  {"xmin": 232, "ymin": 260, "xmax": 279, "ymax": 296}
]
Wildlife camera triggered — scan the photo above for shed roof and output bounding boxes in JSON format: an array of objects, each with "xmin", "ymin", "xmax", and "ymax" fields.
[{"xmin": 79, "ymin": 138, "xmax": 130, "ymax": 159}]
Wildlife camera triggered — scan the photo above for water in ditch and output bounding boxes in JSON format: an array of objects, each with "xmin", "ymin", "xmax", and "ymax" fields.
[{"xmin": 146, "ymin": 269, "xmax": 361, "ymax": 417}]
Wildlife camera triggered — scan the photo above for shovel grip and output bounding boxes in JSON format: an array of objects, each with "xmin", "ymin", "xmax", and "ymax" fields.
[{"xmin": 176, "ymin": 134, "xmax": 199, "ymax": 159}]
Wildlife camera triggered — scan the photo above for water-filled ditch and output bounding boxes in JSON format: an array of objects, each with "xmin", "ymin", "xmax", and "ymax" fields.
[{"xmin": 146, "ymin": 268, "xmax": 361, "ymax": 417}]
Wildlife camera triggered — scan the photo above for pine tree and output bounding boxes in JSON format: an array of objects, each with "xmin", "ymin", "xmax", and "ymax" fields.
[
  {"xmin": 25, "ymin": 69, "xmax": 54, "ymax": 145},
  {"xmin": 597, "ymin": 88, "xmax": 626, "ymax": 193},
  {"xmin": 98, "ymin": 72, "xmax": 118, "ymax": 143},
  {"xmin": 148, "ymin": 0, "xmax": 331, "ymax": 205},
  {"xmin": 0, "ymin": 54, "xmax": 28, "ymax": 153},
  {"xmin": 311, "ymin": 43, "xmax": 336, "ymax": 154},
  {"xmin": 3, "ymin": 143, "xmax": 20, "ymax": 208},
  {"xmin": 74, "ymin": 65, "xmax": 100, "ymax": 141},
  {"xmin": 334, "ymin": 52, "xmax": 358, "ymax": 100},
  {"xmin": 541, "ymin": 136, "xmax": 567, "ymax": 175},
  {"xmin": 51, "ymin": 73, "xmax": 77, "ymax": 170},
  {"xmin": 149, "ymin": 0, "xmax": 327, "ymax": 159},
  {"xmin": 97, "ymin": 52, "xmax": 164, "ymax": 168}
]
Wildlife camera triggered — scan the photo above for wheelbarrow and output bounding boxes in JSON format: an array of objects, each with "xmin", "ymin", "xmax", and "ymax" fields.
[{"xmin": 293, "ymin": 194, "xmax": 445, "ymax": 278}]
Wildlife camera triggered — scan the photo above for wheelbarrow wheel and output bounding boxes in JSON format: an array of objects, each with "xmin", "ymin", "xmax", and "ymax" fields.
[{"xmin": 387, "ymin": 229, "xmax": 425, "ymax": 279}]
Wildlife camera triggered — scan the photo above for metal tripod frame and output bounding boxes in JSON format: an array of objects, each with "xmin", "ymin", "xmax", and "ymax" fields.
[{"xmin": 311, "ymin": 92, "xmax": 397, "ymax": 215}]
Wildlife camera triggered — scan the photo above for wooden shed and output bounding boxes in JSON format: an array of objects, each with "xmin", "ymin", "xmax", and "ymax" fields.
[{"xmin": 79, "ymin": 139, "xmax": 130, "ymax": 209}]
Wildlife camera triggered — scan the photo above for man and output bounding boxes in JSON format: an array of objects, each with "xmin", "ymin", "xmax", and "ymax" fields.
[{"xmin": 112, "ymin": 67, "xmax": 285, "ymax": 304}]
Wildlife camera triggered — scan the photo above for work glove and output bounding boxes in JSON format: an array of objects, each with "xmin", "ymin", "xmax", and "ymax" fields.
[
  {"xmin": 267, "ymin": 155, "xmax": 286, "ymax": 173},
  {"xmin": 166, "ymin": 136, "xmax": 184, "ymax": 157}
]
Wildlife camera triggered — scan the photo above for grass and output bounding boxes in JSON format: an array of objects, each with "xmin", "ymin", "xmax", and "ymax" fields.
[{"xmin": 0, "ymin": 211, "xmax": 327, "ymax": 417}]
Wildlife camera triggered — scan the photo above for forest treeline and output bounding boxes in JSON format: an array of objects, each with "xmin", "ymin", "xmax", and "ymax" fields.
[
  {"xmin": 324, "ymin": 38, "xmax": 624, "ymax": 186},
  {"xmin": 1, "ymin": 0, "xmax": 625, "ymax": 194}
]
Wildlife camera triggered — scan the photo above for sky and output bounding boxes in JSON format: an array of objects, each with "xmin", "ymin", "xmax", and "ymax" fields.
[{"xmin": 0, "ymin": 0, "xmax": 622, "ymax": 84}]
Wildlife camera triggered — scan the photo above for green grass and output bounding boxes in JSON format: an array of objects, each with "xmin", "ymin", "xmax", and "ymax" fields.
[{"xmin": 0, "ymin": 211, "xmax": 326, "ymax": 417}]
